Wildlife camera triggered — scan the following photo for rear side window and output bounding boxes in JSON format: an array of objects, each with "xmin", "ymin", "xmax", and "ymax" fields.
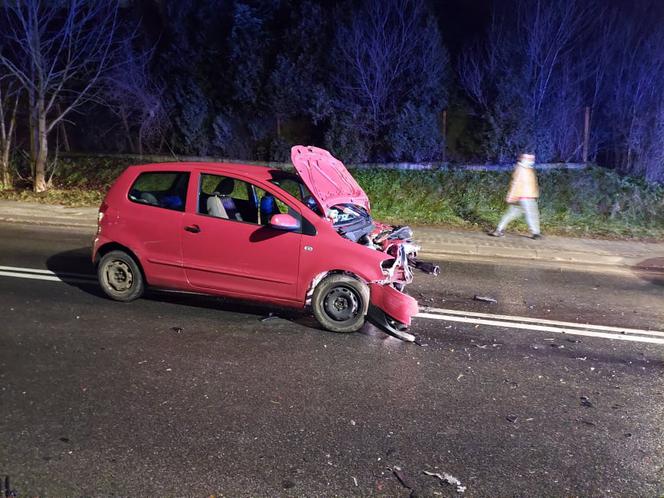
[{"xmin": 128, "ymin": 172, "xmax": 189, "ymax": 212}]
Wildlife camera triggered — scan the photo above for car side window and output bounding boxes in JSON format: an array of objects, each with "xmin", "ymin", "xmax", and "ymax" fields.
[
  {"xmin": 199, "ymin": 173, "xmax": 257, "ymax": 223},
  {"xmin": 128, "ymin": 172, "xmax": 189, "ymax": 212},
  {"xmin": 199, "ymin": 173, "xmax": 303, "ymax": 230}
]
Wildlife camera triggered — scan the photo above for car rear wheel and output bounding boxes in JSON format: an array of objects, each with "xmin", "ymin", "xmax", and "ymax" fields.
[
  {"xmin": 312, "ymin": 274, "xmax": 369, "ymax": 333},
  {"xmin": 98, "ymin": 250, "xmax": 144, "ymax": 302}
]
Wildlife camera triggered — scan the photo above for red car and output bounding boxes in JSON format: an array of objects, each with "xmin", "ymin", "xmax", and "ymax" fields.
[{"xmin": 93, "ymin": 146, "xmax": 437, "ymax": 340}]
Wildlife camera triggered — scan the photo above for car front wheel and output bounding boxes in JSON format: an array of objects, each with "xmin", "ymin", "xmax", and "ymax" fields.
[
  {"xmin": 312, "ymin": 274, "xmax": 369, "ymax": 333},
  {"xmin": 98, "ymin": 250, "xmax": 144, "ymax": 302}
]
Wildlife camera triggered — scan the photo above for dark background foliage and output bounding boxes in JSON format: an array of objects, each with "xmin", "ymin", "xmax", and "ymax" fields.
[{"xmin": 1, "ymin": 0, "xmax": 663, "ymax": 184}]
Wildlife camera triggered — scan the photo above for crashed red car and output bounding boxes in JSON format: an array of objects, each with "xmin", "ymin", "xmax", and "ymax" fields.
[{"xmin": 93, "ymin": 145, "xmax": 438, "ymax": 340}]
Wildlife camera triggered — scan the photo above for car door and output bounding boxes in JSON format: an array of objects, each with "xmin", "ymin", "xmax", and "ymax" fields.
[
  {"xmin": 123, "ymin": 170, "xmax": 189, "ymax": 289},
  {"xmin": 181, "ymin": 171, "xmax": 302, "ymax": 303}
]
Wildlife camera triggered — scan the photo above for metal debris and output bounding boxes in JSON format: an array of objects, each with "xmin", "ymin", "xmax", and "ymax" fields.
[
  {"xmin": 392, "ymin": 466, "xmax": 414, "ymax": 490},
  {"xmin": 423, "ymin": 470, "xmax": 466, "ymax": 493},
  {"xmin": 171, "ymin": 326, "xmax": 183, "ymax": 333},
  {"xmin": 473, "ymin": 295, "xmax": 497, "ymax": 304},
  {"xmin": 580, "ymin": 396, "xmax": 594, "ymax": 408},
  {"xmin": 506, "ymin": 415, "xmax": 518, "ymax": 423},
  {"xmin": 4, "ymin": 476, "xmax": 17, "ymax": 498}
]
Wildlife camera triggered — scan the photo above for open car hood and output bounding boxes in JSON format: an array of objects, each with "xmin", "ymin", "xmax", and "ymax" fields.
[{"xmin": 291, "ymin": 145, "xmax": 370, "ymax": 215}]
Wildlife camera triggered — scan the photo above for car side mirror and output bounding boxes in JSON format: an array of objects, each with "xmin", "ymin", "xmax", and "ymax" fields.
[{"xmin": 269, "ymin": 213, "xmax": 301, "ymax": 231}]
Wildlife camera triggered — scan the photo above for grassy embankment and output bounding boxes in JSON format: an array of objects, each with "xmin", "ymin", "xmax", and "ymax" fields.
[{"xmin": 1, "ymin": 156, "xmax": 663, "ymax": 239}]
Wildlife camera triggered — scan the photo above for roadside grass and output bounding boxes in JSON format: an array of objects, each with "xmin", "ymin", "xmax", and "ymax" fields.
[
  {"xmin": 1, "ymin": 156, "xmax": 663, "ymax": 240},
  {"xmin": 353, "ymin": 167, "xmax": 664, "ymax": 240}
]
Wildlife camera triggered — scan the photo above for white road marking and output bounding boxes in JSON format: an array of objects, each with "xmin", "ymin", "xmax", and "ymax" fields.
[
  {"xmin": 0, "ymin": 270, "xmax": 62, "ymax": 282},
  {"xmin": 416, "ymin": 312, "xmax": 664, "ymax": 345},
  {"xmin": 0, "ymin": 266, "xmax": 96, "ymax": 285},
  {"xmin": 0, "ymin": 265, "xmax": 95, "ymax": 279},
  {"xmin": 1, "ymin": 264, "xmax": 661, "ymax": 345},
  {"xmin": 420, "ymin": 307, "xmax": 664, "ymax": 338}
]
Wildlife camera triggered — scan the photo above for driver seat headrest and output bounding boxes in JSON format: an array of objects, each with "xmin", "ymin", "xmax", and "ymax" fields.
[{"xmin": 214, "ymin": 177, "xmax": 235, "ymax": 196}]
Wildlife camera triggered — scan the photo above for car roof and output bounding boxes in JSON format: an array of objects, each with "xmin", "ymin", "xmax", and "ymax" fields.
[{"xmin": 129, "ymin": 162, "xmax": 294, "ymax": 183}]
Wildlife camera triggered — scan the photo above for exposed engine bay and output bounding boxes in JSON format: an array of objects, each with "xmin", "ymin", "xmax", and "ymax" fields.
[{"xmin": 329, "ymin": 203, "xmax": 440, "ymax": 287}]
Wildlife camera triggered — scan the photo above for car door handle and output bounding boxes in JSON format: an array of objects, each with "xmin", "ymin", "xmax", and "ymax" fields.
[{"xmin": 184, "ymin": 224, "xmax": 201, "ymax": 233}]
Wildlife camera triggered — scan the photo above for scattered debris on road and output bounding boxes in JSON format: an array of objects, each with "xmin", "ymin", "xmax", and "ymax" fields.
[
  {"xmin": 260, "ymin": 312, "xmax": 280, "ymax": 322},
  {"xmin": 473, "ymin": 295, "xmax": 497, "ymax": 304},
  {"xmin": 423, "ymin": 470, "xmax": 466, "ymax": 493},
  {"xmin": 506, "ymin": 415, "xmax": 518, "ymax": 423},
  {"xmin": 170, "ymin": 326, "xmax": 183, "ymax": 334},
  {"xmin": 580, "ymin": 396, "xmax": 594, "ymax": 408},
  {"xmin": 4, "ymin": 476, "xmax": 17, "ymax": 498},
  {"xmin": 392, "ymin": 466, "xmax": 415, "ymax": 491}
]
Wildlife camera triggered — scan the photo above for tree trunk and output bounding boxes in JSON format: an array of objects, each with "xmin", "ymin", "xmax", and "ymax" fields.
[
  {"xmin": 28, "ymin": 89, "xmax": 37, "ymax": 180},
  {"xmin": 55, "ymin": 102, "xmax": 71, "ymax": 152},
  {"xmin": 0, "ymin": 90, "xmax": 18, "ymax": 189},
  {"xmin": 34, "ymin": 96, "xmax": 48, "ymax": 193},
  {"xmin": 120, "ymin": 108, "xmax": 136, "ymax": 153}
]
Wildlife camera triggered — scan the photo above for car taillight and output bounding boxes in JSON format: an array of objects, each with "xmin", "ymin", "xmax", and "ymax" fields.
[{"xmin": 97, "ymin": 202, "xmax": 108, "ymax": 234}]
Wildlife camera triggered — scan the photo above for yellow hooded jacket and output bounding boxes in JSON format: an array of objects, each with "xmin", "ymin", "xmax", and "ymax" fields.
[{"xmin": 506, "ymin": 165, "xmax": 539, "ymax": 203}]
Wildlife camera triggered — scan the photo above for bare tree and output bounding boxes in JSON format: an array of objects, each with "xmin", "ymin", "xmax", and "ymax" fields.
[
  {"xmin": 0, "ymin": 0, "xmax": 119, "ymax": 192},
  {"xmin": 459, "ymin": 0, "xmax": 600, "ymax": 162},
  {"xmin": 103, "ymin": 40, "xmax": 170, "ymax": 155},
  {"xmin": 333, "ymin": 0, "xmax": 447, "ymax": 140},
  {"xmin": 0, "ymin": 79, "xmax": 19, "ymax": 189},
  {"xmin": 600, "ymin": 10, "xmax": 664, "ymax": 181}
]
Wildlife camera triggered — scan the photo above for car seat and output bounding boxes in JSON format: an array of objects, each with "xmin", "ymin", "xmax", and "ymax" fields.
[
  {"xmin": 259, "ymin": 194, "xmax": 280, "ymax": 224},
  {"xmin": 139, "ymin": 192, "xmax": 159, "ymax": 206},
  {"xmin": 207, "ymin": 178, "xmax": 242, "ymax": 221}
]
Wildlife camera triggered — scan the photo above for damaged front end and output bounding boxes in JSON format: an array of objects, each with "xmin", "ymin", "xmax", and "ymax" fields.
[
  {"xmin": 369, "ymin": 224, "xmax": 439, "ymax": 341},
  {"xmin": 290, "ymin": 145, "xmax": 438, "ymax": 341},
  {"xmin": 332, "ymin": 208, "xmax": 439, "ymax": 341}
]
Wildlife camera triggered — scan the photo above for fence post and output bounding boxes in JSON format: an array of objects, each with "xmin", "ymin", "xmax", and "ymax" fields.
[
  {"xmin": 582, "ymin": 106, "xmax": 591, "ymax": 163},
  {"xmin": 442, "ymin": 109, "xmax": 447, "ymax": 162}
]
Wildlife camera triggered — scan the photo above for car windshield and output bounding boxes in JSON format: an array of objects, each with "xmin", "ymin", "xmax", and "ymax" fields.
[
  {"xmin": 329, "ymin": 204, "xmax": 370, "ymax": 226},
  {"xmin": 270, "ymin": 174, "xmax": 322, "ymax": 215}
]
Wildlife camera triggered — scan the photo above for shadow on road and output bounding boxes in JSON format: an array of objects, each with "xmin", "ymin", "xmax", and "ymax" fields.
[
  {"xmin": 632, "ymin": 257, "xmax": 664, "ymax": 287},
  {"xmin": 45, "ymin": 247, "xmax": 320, "ymax": 330}
]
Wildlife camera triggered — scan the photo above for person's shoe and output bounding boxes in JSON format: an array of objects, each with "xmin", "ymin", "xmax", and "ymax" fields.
[
  {"xmin": 488, "ymin": 230, "xmax": 505, "ymax": 237},
  {"xmin": 531, "ymin": 233, "xmax": 543, "ymax": 240}
]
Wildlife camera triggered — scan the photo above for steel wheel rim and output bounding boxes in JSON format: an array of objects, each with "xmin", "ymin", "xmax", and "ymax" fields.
[
  {"xmin": 105, "ymin": 260, "xmax": 134, "ymax": 292},
  {"xmin": 323, "ymin": 286, "xmax": 360, "ymax": 322}
]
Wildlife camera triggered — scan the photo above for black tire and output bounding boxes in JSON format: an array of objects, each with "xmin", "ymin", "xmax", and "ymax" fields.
[
  {"xmin": 98, "ymin": 250, "xmax": 144, "ymax": 302},
  {"xmin": 312, "ymin": 274, "xmax": 369, "ymax": 333}
]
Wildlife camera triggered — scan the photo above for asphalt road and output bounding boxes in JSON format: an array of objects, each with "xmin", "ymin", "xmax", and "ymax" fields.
[{"xmin": 0, "ymin": 222, "xmax": 663, "ymax": 497}]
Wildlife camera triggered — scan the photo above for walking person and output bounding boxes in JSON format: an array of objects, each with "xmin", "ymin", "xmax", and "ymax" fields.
[{"xmin": 490, "ymin": 153, "xmax": 542, "ymax": 239}]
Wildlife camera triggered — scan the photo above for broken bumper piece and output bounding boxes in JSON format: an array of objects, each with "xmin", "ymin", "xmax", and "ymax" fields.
[{"xmin": 367, "ymin": 283, "xmax": 418, "ymax": 341}]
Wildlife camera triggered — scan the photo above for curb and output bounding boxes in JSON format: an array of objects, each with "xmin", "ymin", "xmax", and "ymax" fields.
[
  {"xmin": 417, "ymin": 247, "xmax": 641, "ymax": 271},
  {"xmin": 0, "ymin": 215, "xmax": 97, "ymax": 230}
]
